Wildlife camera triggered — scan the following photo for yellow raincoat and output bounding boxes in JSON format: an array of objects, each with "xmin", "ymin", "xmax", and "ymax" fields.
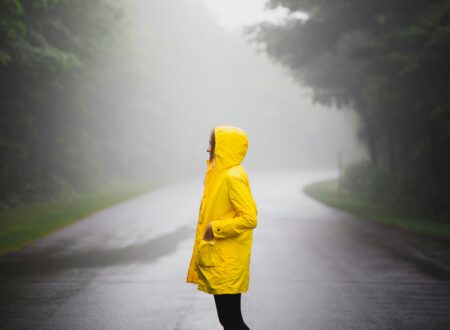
[{"xmin": 186, "ymin": 125, "xmax": 258, "ymax": 294}]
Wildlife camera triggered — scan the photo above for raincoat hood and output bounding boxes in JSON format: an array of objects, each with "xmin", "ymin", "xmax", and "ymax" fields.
[
  {"xmin": 207, "ymin": 125, "xmax": 248, "ymax": 171},
  {"xmin": 187, "ymin": 124, "xmax": 257, "ymax": 294}
]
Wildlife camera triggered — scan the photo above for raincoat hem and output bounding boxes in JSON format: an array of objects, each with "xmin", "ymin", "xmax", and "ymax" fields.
[{"xmin": 197, "ymin": 285, "xmax": 249, "ymax": 295}]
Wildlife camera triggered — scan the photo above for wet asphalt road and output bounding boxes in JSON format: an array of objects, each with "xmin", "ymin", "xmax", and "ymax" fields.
[{"xmin": 1, "ymin": 170, "xmax": 450, "ymax": 330}]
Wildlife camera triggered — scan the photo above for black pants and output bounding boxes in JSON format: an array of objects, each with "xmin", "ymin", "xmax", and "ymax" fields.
[{"xmin": 213, "ymin": 294, "xmax": 250, "ymax": 330}]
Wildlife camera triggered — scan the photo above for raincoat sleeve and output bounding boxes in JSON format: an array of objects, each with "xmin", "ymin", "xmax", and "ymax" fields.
[{"xmin": 211, "ymin": 174, "xmax": 257, "ymax": 238}]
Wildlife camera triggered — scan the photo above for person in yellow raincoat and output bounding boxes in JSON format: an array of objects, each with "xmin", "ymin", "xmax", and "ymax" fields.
[{"xmin": 186, "ymin": 125, "xmax": 257, "ymax": 330}]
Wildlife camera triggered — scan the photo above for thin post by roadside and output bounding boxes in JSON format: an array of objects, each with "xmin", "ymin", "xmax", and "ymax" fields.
[{"xmin": 337, "ymin": 150, "xmax": 342, "ymax": 197}]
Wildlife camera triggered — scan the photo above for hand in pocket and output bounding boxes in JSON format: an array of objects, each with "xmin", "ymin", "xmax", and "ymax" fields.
[{"xmin": 196, "ymin": 239, "xmax": 218, "ymax": 267}]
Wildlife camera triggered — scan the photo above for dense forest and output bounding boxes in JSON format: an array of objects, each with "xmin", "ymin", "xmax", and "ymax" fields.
[
  {"xmin": 251, "ymin": 0, "xmax": 450, "ymax": 217},
  {"xmin": 0, "ymin": 0, "xmax": 131, "ymax": 207}
]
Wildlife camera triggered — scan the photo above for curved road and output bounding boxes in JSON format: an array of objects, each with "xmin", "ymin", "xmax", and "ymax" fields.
[{"xmin": 1, "ymin": 170, "xmax": 450, "ymax": 329}]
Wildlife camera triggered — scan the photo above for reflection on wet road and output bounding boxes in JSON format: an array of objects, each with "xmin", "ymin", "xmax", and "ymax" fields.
[{"xmin": 1, "ymin": 170, "xmax": 449, "ymax": 329}]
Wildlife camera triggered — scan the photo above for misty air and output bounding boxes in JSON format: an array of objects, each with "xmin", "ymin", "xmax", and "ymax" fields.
[{"xmin": 1, "ymin": 1, "xmax": 449, "ymax": 329}]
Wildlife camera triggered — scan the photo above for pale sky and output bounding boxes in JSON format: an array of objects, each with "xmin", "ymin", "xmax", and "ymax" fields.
[{"xmin": 190, "ymin": 0, "xmax": 308, "ymax": 30}]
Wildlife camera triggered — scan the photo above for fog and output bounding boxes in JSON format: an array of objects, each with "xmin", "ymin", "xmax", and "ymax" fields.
[{"xmin": 89, "ymin": 0, "xmax": 367, "ymax": 184}]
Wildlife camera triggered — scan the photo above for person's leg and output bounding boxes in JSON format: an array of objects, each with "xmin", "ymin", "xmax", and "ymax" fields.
[
  {"xmin": 213, "ymin": 294, "xmax": 227, "ymax": 328},
  {"xmin": 213, "ymin": 294, "xmax": 250, "ymax": 330}
]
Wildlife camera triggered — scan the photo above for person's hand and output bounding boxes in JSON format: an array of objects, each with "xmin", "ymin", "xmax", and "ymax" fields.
[{"xmin": 203, "ymin": 223, "xmax": 214, "ymax": 241}]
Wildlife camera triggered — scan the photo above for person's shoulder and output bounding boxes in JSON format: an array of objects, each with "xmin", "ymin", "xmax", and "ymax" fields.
[{"xmin": 225, "ymin": 165, "xmax": 248, "ymax": 181}]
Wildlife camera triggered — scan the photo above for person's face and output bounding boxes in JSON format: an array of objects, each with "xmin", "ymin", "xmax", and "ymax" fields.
[
  {"xmin": 207, "ymin": 139, "xmax": 212, "ymax": 154},
  {"xmin": 207, "ymin": 132, "xmax": 215, "ymax": 160}
]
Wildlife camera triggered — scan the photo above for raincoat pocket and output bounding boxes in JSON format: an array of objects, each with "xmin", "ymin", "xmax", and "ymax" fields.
[{"xmin": 196, "ymin": 239, "xmax": 218, "ymax": 267}]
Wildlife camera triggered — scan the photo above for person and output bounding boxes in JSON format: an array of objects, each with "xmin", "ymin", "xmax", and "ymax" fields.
[{"xmin": 186, "ymin": 125, "xmax": 258, "ymax": 330}]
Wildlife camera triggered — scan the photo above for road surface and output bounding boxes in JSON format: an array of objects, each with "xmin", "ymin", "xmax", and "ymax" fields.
[{"xmin": 1, "ymin": 170, "xmax": 450, "ymax": 329}]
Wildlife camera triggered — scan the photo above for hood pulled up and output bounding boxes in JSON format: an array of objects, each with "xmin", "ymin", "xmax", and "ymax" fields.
[{"xmin": 207, "ymin": 125, "xmax": 248, "ymax": 171}]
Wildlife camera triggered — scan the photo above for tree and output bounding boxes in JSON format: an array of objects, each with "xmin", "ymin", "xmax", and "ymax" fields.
[
  {"xmin": 249, "ymin": 0, "xmax": 450, "ymax": 213},
  {"xmin": 0, "ymin": 0, "xmax": 126, "ymax": 206}
]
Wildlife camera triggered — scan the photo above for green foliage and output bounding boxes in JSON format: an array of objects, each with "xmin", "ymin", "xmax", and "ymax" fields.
[
  {"xmin": 251, "ymin": 0, "xmax": 450, "ymax": 215},
  {"xmin": 0, "ymin": 181, "xmax": 157, "ymax": 255},
  {"xmin": 339, "ymin": 161, "xmax": 421, "ymax": 214},
  {"xmin": 304, "ymin": 178, "xmax": 450, "ymax": 239},
  {"xmin": 0, "ymin": 0, "xmax": 26, "ymax": 64},
  {"xmin": 0, "ymin": 0, "xmax": 128, "ymax": 207},
  {"xmin": 0, "ymin": 50, "xmax": 11, "ymax": 63},
  {"xmin": 14, "ymin": 36, "xmax": 81, "ymax": 73},
  {"xmin": 31, "ymin": 0, "xmax": 64, "ymax": 10}
]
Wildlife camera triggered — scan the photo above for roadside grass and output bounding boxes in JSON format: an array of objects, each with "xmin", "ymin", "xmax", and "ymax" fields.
[
  {"xmin": 303, "ymin": 178, "xmax": 450, "ymax": 240},
  {"xmin": 0, "ymin": 182, "xmax": 161, "ymax": 256}
]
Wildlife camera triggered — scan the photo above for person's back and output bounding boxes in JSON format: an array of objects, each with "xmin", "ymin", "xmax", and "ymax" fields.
[{"xmin": 186, "ymin": 125, "xmax": 257, "ymax": 329}]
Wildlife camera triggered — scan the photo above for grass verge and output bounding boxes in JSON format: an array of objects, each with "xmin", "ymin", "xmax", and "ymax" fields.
[
  {"xmin": 303, "ymin": 178, "xmax": 450, "ymax": 240},
  {"xmin": 0, "ymin": 181, "xmax": 160, "ymax": 256}
]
